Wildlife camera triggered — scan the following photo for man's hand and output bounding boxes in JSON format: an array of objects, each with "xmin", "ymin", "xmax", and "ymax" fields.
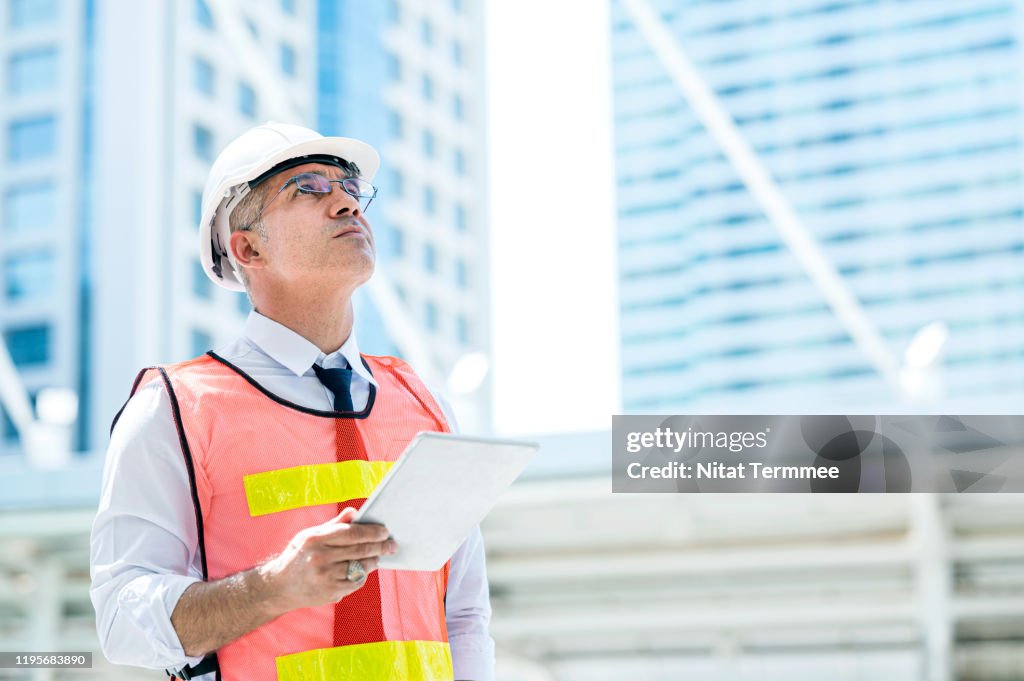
[
  {"xmin": 171, "ymin": 507, "xmax": 397, "ymax": 658},
  {"xmin": 260, "ymin": 507, "xmax": 398, "ymax": 612}
]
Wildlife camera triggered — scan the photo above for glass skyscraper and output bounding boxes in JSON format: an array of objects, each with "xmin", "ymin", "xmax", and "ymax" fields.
[
  {"xmin": 612, "ymin": 0, "xmax": 1024, "ymax": 413},
  {"xmin": 317, "ymin": 0, "xmax": 491, "ymax": 419}
]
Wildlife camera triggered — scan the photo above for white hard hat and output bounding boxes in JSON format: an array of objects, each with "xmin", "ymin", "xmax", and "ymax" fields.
[{"xmin": 199, "ymin": 121, "xmax": 380, "ymax": 291}]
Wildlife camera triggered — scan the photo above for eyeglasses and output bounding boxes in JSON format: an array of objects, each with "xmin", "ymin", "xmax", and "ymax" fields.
[{"xmin": 245, "ymin": 172, "xmax": 378, "ymax": 230}]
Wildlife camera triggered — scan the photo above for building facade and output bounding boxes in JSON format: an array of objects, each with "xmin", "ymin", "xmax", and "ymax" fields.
[
  {"xmin": 613, "ymin": 0, "xmax": 1024, "ymax": 413},
  {"xmin": 1, "ymin": 0, "xmax": 490, "ymax": 455}
]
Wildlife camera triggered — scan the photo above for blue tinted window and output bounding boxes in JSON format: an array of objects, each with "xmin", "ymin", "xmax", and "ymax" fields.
[
  {"xmin": 5, "ymin": 251, "xmax": 53, "ymax": 301},
  {"xmin": 4, "ymin": 325, "xmax": 50, "ymax": 366},
  {"xmin": 192, "ymin": 190, "xmax": 203, "ymax": 228},
  {"xmin": 456, "ymin": 315, "xmax": 469, "ymax": 345},
  {"xmin": 451, "ymin": 0, "xmax": 462, "ymax": 11},
  {"xmin": 194, "ymin": 56, "xmax": 214, "ymax": 96},
  {"xmin": 424, "ymin": 243, "xmax": 437, "ymax": 272},
  {"xmin": 451, "ymin": 40, "xmax": 463, "ymax": 66},
  {"xmin": 421, "ymin": 19, "xmax": 433, "ymax": 45},
  {"xmin": 388, "ymin": 110, "xmax": 403, "ymax": 137},
  {"xmin": 281, "ymin": 0, "xmax": 296, "ymax": 15},
  {"xmin": 193, "ymin": 124, "xmax": 213, "ymax": 161},
  {"xmin": 387, "ymin": 53, "xmax": 401, "ymax": 81},
  {"xmin": 10, "ymin": 0, "xmax": 56, "ymax": 27},
  {"xmin": 192, "ymin": 260, "xmax": 211, "ymax": 300},
  {"xmin": 280, "ymin": 43, "xmax": 296, "ymax": 76},
  {"xmin": 454, "ymin": 203, "xmax": 466, "ymax": 231},
  {"xmin": 191, "ymin": 329, "xmax": 213, "ymax": 356},
  {"xmin": 422, "ymin": 130, "xmax": 435, "ymax": 157},
  {"xmin": 386, "ymin": 0, "xmax": 399, "ymax": 23},
  {"xmin": 423, "ymin": 186, "xmax": 436, "ymax": 214},
  {"xmin": 237, "ymin": 294, "xmax": 251, "ymax": 316},
  {"xmin": 9, "ymin": 49, "xmax": 58, "ymax": 95},
  {"xmin": 9, "ymin": 116, "xmax": 57, "ymax": 162},
  {"xmin": 238, "ymin": 81, "xmax": 256, "ymax": 118},
  {"xmin": 421, "ymin": 74, "xmax": 433, "ymax": 101},
  {"xmin": 392, "ymin": 228, "xmax": 404, "ymax": 256},
  {"xmin": 452, "ymin": 94, "xmax": 464, "ymax": 120},
  {"xmin": 195, "ymin": 0, "xmax": 213, "ymax": 28},
  {"xmin": 424, "ymin": 301, "xmax": 438, "ymax": 331},
  {"xmin": 390, "ymin": 168, "xmax": 404, "ymax": 197},
  {"xmin": 5, "ymin": 185, "xmax": 55, "ymax": 234},
  {"xmin": 453, "ymin": 149, "xmax": 465, "ymax": 175},
  {"xmin": 455, "ymin": 259, "xmax": 467, "ymax": 288}
]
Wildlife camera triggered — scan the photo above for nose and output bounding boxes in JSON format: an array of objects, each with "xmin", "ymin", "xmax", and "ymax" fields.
[{"xmin": 327, "ymin": 184, "xmax": 362, "ymax": 219}]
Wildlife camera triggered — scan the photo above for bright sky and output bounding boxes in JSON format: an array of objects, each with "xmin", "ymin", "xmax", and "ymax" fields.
[{"xmin": 486, "ymin": 1, "xmax": 621, "ymax": 436}]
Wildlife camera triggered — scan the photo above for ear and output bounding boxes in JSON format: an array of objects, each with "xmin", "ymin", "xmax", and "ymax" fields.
[{"xmin": 229, "ymin": 230, "xmax": 268, "ymax": 271}]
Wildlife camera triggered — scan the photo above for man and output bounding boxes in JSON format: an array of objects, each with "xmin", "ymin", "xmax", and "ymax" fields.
[{"xmin": 89, "ymin": 122, "xmax": 494, "ymax": 681}]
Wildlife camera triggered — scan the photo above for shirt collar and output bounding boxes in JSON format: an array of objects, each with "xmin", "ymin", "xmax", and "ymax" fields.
[{"xmin": 244, "ymin": 310, "xmax": 378, "ymax": 387}]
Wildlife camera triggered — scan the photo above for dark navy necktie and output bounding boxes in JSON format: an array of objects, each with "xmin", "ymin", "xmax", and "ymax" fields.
[{"xmin": 312, "ymin": 363, "xmax": 355, "ymax": 412}]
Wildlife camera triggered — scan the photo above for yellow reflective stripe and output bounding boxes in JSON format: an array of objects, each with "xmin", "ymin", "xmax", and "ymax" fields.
[
  {"xmin": 243, "ymin": 461, "xmax": 393, "ymax": 517},
  {"xmin": 276, "ymin": 640, "xmax": 452, "ymax": 681}
]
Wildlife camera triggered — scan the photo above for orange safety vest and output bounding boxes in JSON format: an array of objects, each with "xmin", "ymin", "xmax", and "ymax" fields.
[{"xmin": 118, "ymin": 352, "xmax": 454, "ymax": 681}]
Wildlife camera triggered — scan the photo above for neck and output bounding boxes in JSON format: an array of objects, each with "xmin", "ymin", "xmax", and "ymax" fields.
[{"xmin": 252, "ymin": 281, "xmax": 357, "ymax": 355}]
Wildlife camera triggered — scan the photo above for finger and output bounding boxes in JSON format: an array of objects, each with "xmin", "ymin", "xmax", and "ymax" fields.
[
  {"xmin": 326, "ymin": 540, "xmax": 396, "ymax": 563},
  {"xmin": 329, "ymin": 507, "xmax": 359, "ymax": 524},
  {"xmin": 321, "ymin": 521, "xmax": 389, "ymax": 544}
]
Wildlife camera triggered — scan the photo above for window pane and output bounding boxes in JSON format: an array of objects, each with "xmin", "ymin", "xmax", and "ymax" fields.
[
  {"xmin": 423, "ymin": 243, "xmax": 436, "ymax": 272},
  {"xmin": 9, "ymin": 116, "xmax": 57, "ymax": 162},
  {"xmin": 386, "ymin": 53, "xmax": 401, "ymax": 81},
  {"xmin": 392, "ymin": 228, "xmax": 405, "ymax": 256},
  {"xmin": 5, "ymin": 185, "xmax": 55, "ymax": 234},
  {"xmin": 280, "ymin": 43, "xmax": 296, "ymax": 76},
  {"xmin": 424, "ymin": 301, "xmax": 437, "ymax": 331},
  {"xmin": 281, "ymin": 0, "xmax": 296, "ymax": 15},
  {"xmin": 192, "ymin": 259, "xmax": 211, "ymax": 300},
  {"xmin": 423, "ymin": 186, "xmax": 435, "ymax": 214},
  {"xmin": 193, "ymin": 124, "xmax": 213, "ymax": 161},
  {"xmin": 192, "ymin": 189, "xmax": 203, "ymax": 228},
  {"xmin": 421, "ymin": 74, "xmax": 433, "ymax": 101},
  {"xmin": 453, "ymin": 94, "xmax": 464, "ymax": 120},
  {"xmin": 454, "ymin": 203, "xmax": 466, "ymax": 231},
  {"xmin": 5, "ymin": 251, "xmax": 53, "ymax": 301},
  {"xmin": 194, "ymin": 56, "xmax": 214, "ymax": 96},
  {"xmin": 9, "ymin": 49, "xmax": 58, "ymax": 95},
  {"xmin": 191, "ymin": 329, "xmax": 213, "ymax": 357},
  {"xmin": 4, "ymin": 325, "xmax": 51, "ymax": 367},
  {"xmin": 420, "ymin": 19, "xmax": 433, "ymax": 46},
  {"xmin": 455, "ymin": 259, "xmax": 468, "ymax": 288},
  {"xmin": 453, "ymin": 148, "xmax": 465, "ymax": 175},
  {"xmin": 10, "ymin": 0, "xmax": 57, "ymax": 28},
  {"xmin": 388, "ymin": 110, "xmax": 403, "ymax": 137},
  {"xmin": 195, "ymin": 0, "xmax": 213, "ymax": 28},
  {"xmin": 237, "ymin": 294, "xmax": 251, "ymax": 316},
  {"xmin": 457, "ymin": 315, "xmax": 469, "ymax": 345},
  {"xmin": 238, "ymin": 81, "xmax": 256, "ymax": 118},
  {"xmin": 451, "ymin": 40, "xmax": 463, "ymax": 66},
  {"xmin": 422, "ymin": 130, "xmax": 435, "ymax": 157},
  {"xmin": 389, "ymin": 168, "xmax": 404, "ymax": 197}
]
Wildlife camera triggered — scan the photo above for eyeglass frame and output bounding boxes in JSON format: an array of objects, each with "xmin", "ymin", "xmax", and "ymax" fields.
[{"xmin": 241, "ymin": 171, "xmax": 378, "ymax": 232}]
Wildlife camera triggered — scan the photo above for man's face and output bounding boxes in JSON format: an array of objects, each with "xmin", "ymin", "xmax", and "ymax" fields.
[{"xmin": 253, "ymin": 162, "xmax": 376, "ymax": 290}]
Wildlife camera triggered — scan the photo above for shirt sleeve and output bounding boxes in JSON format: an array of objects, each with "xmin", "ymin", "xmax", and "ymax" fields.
[
  {"xmin": 426, "ymin": 385, "xmax": 496, "ymax": 681},
  {"xmin": 89, "ymin": 380, "xmax": 207, "ymax": 672}
]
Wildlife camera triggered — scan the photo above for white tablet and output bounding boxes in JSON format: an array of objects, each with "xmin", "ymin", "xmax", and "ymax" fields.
[{"xmin": 352, "ymin": 432, "xmax": 538, "ymax": 571}]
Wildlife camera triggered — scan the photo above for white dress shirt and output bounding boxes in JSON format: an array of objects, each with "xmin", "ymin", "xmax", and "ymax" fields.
[{"xmin": 89, "ymin": 311, "xmax": 495, "ymax": 680}]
